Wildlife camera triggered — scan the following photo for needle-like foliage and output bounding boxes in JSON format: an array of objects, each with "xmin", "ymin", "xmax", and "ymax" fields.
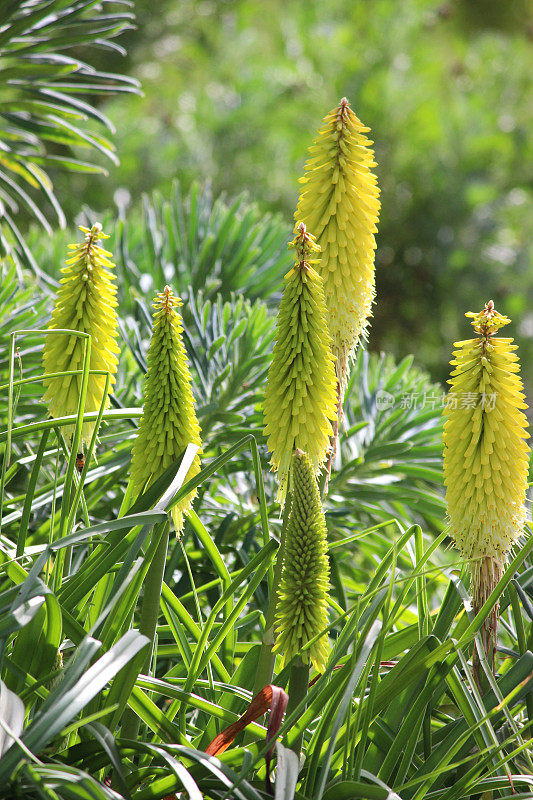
[
  {"xmin": 263, "ymin": 223, "xmax": 337, "ymax": 503},
  {"xmin": 296, "ymin": 97, "xmax": 380, "ymax": 394},
  {"xmin": 130, "ymin": 285, "xmax": 202, "ymax": 532},
  {"xmin": 42, "ymin": 223, "xmax": 119, "ymax": 445}
]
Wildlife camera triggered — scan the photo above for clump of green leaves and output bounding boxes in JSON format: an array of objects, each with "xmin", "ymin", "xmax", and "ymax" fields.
[{"xmin": 0, "ymin": 0, "xmax": 137, "ymax": 274}]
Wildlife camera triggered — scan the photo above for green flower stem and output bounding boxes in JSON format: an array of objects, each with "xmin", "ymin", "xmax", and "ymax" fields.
[
  {"xmin": 252, "ymin": 492, "xmax": 292, "ymax": 698},
  {"xmin": 141, "ymin": 521, "xmax": 170, "ymax": 658},
  {"xmin": 121, "ymin": 519, "xmax": 170, "ymax": 742},
  {"xmin": 323, "ymin": 380, "xmax": 342, "ymax": 492},
  {"xmin": 0, "ymin": 408, "xmax": 143, "ymax": 443},
  {"xmin": 53, "ymin": 429, "xmax": 91, "ymax": 590},
  {"xmin": 66, "ymin": 372, "xmax": 111, "ymax": 534},
  {"xmin": 16, "ymin": 430, "xmax": 50, "ymax": 557},
  {"xmin": 53, "ymin": 334, "xmax": 91, "ymax": 590},
  {"xmin": 286, "ymin": 656, "xmax": 310, "ymax": 757}
]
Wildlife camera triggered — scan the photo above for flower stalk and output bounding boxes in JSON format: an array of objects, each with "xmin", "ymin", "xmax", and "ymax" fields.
[
  {"xmin": 42, "ymin": 223, "xmax": 119, "ymax": 447},
  {"xmin": 129, "ymin": 286, "xmax": 202, "ymax": 533},
  {"xmin": 263, "ymin": 222, "xmax": 337, "ymax": 504},
  {"xmin": 257, "ymin": 225, "xmax": 335, "ymax": 691},
  {"xmin": 443, "ymin": 301, "xmax": 530, "ymax": 677},
  {"xmin": 295, "ymin": 98, "xmax": 380, "ymax": 397},
  {"xmin": 273, "ymin": 449, "xmax": 331, "ymax": 673}
]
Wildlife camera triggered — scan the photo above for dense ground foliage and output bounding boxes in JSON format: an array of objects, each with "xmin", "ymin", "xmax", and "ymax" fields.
[{"xmin": 3, "ymin": 218, "xmax": 533, "ymax": 798}]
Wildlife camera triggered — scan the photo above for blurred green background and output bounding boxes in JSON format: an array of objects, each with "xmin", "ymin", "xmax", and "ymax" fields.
[{"xmin": 50, "ymin": 0, "xmax": 533, "ymax": 390}]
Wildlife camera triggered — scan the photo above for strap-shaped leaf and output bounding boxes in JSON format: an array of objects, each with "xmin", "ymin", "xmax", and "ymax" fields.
[{"xmin": 0, "ymin": 680, "xmax": 24, "ymax": 757}]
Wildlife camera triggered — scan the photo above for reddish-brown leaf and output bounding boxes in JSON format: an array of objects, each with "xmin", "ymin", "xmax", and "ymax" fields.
[
  {"xmin": 206, "ymin": 684, "xmax": 287, "ymax": 757},
  {"xmin": 163, "ymin": 684, "xmax": 288, "ymax": 800}
]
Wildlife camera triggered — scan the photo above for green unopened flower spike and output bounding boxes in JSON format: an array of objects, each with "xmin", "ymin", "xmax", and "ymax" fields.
[
  {"xmin": 130, "ymin": 286, "xmax": 202, "ymax": 533},
  {"xmin": 42, "ymin": 223, "xmax": 119, "ymax": 445},
  {"xmin": 296, "ymin": 97, "xmax": 380, "ymax": 394},
  {"xmin": 263, "ymin": 222, "xmax": 337, "ymax": 504},
  {"xmin": 273, "ymin": 449, "xmax": 331, "ymax": 672},
  {"xmin": 443, "ymin": 300, "xmax": 530, "ymax": 667}
]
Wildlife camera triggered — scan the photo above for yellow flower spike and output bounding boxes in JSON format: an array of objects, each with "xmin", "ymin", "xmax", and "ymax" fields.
[
  {"xmin": 42, "ymin": 223, "xmax": 119, "ymax": 445},
  {"xmin": 130, "ymin": 286, "xmax": 202, "ymax": 534},
  {"xmin": 263, "ymin": 223, "xmax": 337, "ymax": 504},
  {"xmin": 273, "ymin": 449, "xmax": 331, "ymax": 672},
  {"xmin": 295, "ymin": 97, "xmax": 381, "ymax": 394},
  {"xmin": 443, "ymin": 300, "xmax": 530, "ymax": 669}
]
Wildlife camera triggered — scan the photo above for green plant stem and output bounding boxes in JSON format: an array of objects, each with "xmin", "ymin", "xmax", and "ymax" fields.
[
  {"xmin": 53, "ymin": 335, "xmax": 91, "ymax": 591},
  {"xmin": 322, "ymin": 379, "xmax": 341, "ymax": 497},
  {"xmin": 252, "ymin": 492, "xmax": 292, "ymax": 696},
  {"xmin": 509, "ymin": 582, "xmax": 533, "ymax": 736},
  {"xmin": 286, "ymin": 657, "xmax": 310, "ymax": 757},
  {"xmin": 16, "ymin": 430, "xmax": 50, "ymax": 557},
  {"xmin": 119, "ymin": 477, "xmax": 136, "ymax": 518},
  {"xmin": 121, "ymin": 519, "xmax": 170, "ymax": 742}
]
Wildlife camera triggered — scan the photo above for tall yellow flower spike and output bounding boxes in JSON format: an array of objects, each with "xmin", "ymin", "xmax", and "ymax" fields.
[
  {"xmin": 42, "ymin": 223, "xmax": 119, "ymax": 445},
  {"xmin": 130, "ymin": 286, "xmax": 202, "ymax": 534},
  {"xmin": 263, "ymin": 223, "xmax": 337, "ymax": 504},
  {"xmin": 296, "ymin": 98, "xmax": 380, "ymax": 394},
  {"xmin": 443, "ymin": 300, "xmax": 530, "ymax": 668},
  {"xmin": 273, "ymin": 449, "xmax": 331, "ymax": 672}
]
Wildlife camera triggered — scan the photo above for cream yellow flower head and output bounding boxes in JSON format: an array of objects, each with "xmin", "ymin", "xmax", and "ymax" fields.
[
  {"xmin": 42, "ymin": 223, "xmax": 119, "ymax": 445},
  {"xmin": 263, "ymin": 223, "xmax": 337, "ymax": 504},
  {"xmin": 443, "ymin": 300, "xmax": 530, "ymax": 618},
  {"xmin": 296, "ymin": 98, "xmax": 380, "ymax": 393},
  {"xmin": 130, "ymin": 286, "xmax": 202, "ymax": 533}
]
